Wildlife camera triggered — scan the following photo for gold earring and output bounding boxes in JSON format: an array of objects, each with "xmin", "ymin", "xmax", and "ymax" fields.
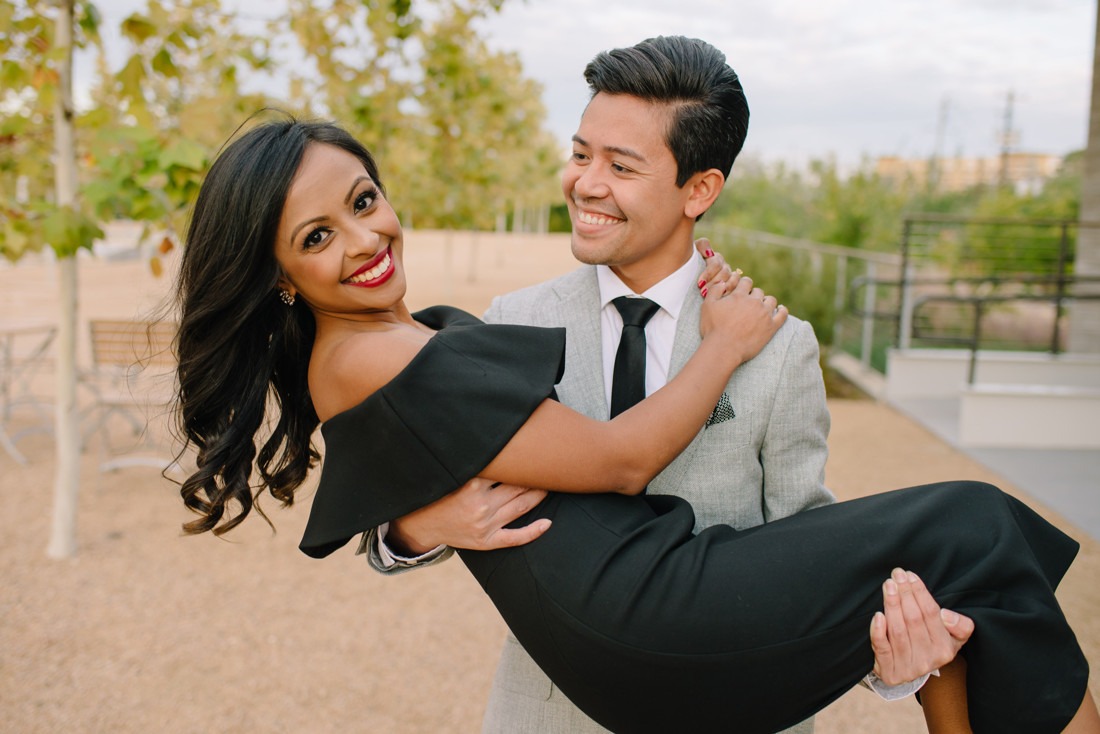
[{"xmin": 279, "ymin": 289, "xmax": 296, "ymax": 306}]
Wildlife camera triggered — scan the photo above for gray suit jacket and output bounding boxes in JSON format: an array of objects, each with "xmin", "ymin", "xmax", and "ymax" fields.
[{"xmin": 478, "ymin": 265, "xmax": 834, "ymax": 734}]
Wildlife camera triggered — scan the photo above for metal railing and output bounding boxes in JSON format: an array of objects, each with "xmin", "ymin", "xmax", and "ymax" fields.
[
  {"xmin": 704, "ymin": 225, "xmax": 902, "ymax": 370},
  {"xmin": 910, "ymin": 284, "xmax": 1100, "ymax": 384},
  {"xmin": 706, "ymin": 216, "xmax": 1100, "ymax": 380}
]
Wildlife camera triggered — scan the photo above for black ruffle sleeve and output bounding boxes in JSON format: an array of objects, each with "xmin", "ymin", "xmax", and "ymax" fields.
[{"xmin": 299, "ymin": 309, "xmax": 566, "ymax": 559}]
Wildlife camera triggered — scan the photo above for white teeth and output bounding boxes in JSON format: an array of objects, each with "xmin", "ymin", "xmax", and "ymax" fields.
[
  {"xmin": 578, "ymin": 211, "xmax": 622, "ymax": 226},
  {"xmin": 347, "ymin": 252, "xmax": 391, "ymax": 284}
]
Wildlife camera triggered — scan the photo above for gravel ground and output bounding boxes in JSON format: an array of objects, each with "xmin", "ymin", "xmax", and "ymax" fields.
[{"xmin": 2, "ymin": 234, "xmax": 1095, "ymax": 733}]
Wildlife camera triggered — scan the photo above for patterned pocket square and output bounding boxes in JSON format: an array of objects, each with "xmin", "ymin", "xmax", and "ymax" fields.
[{"xmin": 706, "ymin": 392, "xmax": 735, "ymax": 427}]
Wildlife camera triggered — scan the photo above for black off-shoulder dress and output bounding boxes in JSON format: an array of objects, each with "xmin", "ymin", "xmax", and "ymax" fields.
[{"xmin": 300, "ymin": 306, "xmax": 1088, "ymax": 734}]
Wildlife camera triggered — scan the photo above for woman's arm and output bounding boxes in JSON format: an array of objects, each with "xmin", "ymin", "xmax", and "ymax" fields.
[{"xmin": 480, "ymin": 275, "xmax": 786, "ymax": 495}]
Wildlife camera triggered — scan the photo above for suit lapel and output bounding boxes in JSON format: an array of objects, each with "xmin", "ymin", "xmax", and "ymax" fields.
[
  {"xmin": 552, "ymin": 268, "xmax": 609, "ymax": 421},
  {"xmin": 651, "ymin": 288, "xmax": 706, "ymax": 493},
  {"xmin": 668, "ymin": 288, "xmax": 702, "ymax": 379}
]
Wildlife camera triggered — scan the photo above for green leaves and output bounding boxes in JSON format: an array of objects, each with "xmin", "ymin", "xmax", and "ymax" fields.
[
  {"xmin": 159, "ymin": 138, "xmax": 206, "ymax": 171},
  {"xmin": 76, "ymin": 0, "xmax": 102, "ymax": 39},
  {"xmin": 0, "ymin": 202, "xmax": 104, "ymax": 261},
  {"xmin": 151, "ymin": 47, "xmax": 177, "ymax": 78},
  {"xmin": 41, "ymin": 204, "xmax": 104, "ymax": 258},
  {"xmin": 79, "ymin": 125, "xmax": 208, "ymax": 226},
  {"xmin": 281, "ymin": 0, "xmax": 557, "ymax": 229},
  {"xmin": 121, "ymin": 13, "xmax": 158, "ymax": 43},
  {"xmin": 1, "ymin": 0, "xmax": 558, "ymax": 267},
  {"xmin": 1, "ymin": 209, "xmax": 37, "ymax": 262}
]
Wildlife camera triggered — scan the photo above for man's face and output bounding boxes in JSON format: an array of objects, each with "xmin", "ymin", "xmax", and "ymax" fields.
[{"xmin": 562, "ymin": 92, "xmax": 697, "ymax": 292}]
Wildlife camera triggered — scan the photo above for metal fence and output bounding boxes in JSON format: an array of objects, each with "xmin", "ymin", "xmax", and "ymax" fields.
[
  {"xmin": 896, "ymin": 215, "xmax": 1100, "ymax": 381},
  {"xmin": 706, "ymin": 216, "xmax": 1100, "ymax": 378},
  {"xmin": 703, "ymin": 225, "xmax": 902, "ymax": 372}
]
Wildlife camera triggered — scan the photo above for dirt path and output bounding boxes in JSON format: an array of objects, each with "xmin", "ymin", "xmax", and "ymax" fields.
[{"xmin": 2, "ymin": 233, "xmax": 1095, "ymax": 732}]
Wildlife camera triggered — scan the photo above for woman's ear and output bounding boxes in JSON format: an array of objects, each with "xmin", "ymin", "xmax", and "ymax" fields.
[
  {"xmin": 684, "ymin": 169, "xmax": 726, "ymax": 220},
  {"xmin": 275, "ymin": 274, "xmax": 297, "ymax": 304}
]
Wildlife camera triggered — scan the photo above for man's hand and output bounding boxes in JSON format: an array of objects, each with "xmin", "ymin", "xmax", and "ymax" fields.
[
  {"xmin": 387, "ymin": 477, "xmax": 550, "ymax": 555},
  {"xmin": 870, "ymin": 568, "xmax": 975, "ymax": 686}
]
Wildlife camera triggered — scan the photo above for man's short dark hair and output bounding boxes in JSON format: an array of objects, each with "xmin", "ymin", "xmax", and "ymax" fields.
[{"xmin": 584, "ymin": 35, "xmax": 749, "ymax": 187}]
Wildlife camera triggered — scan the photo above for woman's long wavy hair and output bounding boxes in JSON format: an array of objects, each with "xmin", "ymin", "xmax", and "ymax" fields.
[{"xmin": 175, "ymin": 117, "xmax": 384, "ymax": 535}]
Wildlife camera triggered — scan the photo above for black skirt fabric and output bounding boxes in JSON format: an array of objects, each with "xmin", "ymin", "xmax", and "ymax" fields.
[{"xmin": 300, "ymin": 306, "xmax": 1088, "ymax": 734}]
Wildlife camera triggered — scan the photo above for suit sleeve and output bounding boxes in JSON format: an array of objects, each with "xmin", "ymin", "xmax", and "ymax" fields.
[
  {"xmin": 759, "ymin": 319, "xmax": 835, "ymax": 521},
  {"xmin": 483, "ymin": 294, "xmax": 504, "ymax": 325},
  {"xmin": 359, "ymin": 525, "xmax": 456, "ymax": 575}
]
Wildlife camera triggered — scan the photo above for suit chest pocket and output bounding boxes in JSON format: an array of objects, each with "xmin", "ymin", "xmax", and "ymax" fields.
[{"xmin": 700, "ymin": 408, "xmax": 753, "ymax": 453}]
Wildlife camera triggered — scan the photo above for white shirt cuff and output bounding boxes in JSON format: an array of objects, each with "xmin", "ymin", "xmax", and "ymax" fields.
[
  {"xmin": 862, "ymin": 669, "xmax": 936, "ymax": 701},
  {"xmin": 369, "ymin": 522, "xmax": 449, "ymax": 568}
]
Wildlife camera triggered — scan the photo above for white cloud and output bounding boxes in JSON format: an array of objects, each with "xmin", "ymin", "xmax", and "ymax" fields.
[
  {"xmin": 84, "ymin": 0, "xmax": 1096, "ymax": 166},
  {"xmin": 480, "ymin": 0, "xmax": 1096, "ymax": 165}
]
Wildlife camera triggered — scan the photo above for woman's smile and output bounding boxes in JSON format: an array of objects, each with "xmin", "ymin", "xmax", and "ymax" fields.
[
  {"xmin": 345, "ymin": 246, "xmax": 395, "ymax": 287},
  {"xmin": 274, "ymin": 142, "xmax": 409, "ymax": 319}
]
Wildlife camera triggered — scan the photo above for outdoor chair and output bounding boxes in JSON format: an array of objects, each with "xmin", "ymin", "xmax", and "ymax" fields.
[{"xmin": 81, "ymin": 319, "xmax": 181, "ymax": 473}]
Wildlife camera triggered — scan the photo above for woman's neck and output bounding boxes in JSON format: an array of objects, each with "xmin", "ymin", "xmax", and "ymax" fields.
[{"xmin": 312, "ymin": 300, "xmax": 422, "ymax": 336}]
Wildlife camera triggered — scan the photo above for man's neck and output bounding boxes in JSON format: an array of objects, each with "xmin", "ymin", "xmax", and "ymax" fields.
[
  {"xmin": 597, "ymin": 249, "xmax": 701, "ymax": 316},
  {"xmin": 609, "ymin": 241, "xmax": 696, "ymax": 294}
]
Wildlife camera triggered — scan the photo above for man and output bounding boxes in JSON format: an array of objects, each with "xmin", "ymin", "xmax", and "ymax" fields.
[
  {"xmin": 478, "ymin": 36, "xmax": 830, "ymax": 734},
  {"xmin": 365, "ymin": 35, "xmax": 963, "ymax": 733}
]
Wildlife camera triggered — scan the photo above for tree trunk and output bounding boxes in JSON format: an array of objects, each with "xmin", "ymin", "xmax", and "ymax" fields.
[
  {"xmin": 46, "ymin": 0, "xmax": 81, "ymax": 559},
  {"xmin": 1070, "ymin": 0, "xmax": 1100, "ymax": 353}
]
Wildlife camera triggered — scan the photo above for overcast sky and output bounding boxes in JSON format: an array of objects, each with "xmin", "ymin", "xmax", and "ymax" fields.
[
  {"xmin": 476, "ymin": 0, "xmax": 1096, "ymax": 166},
  {"xmin": 88, "ymin": 0, "xmax": 1097, "ymax": 166}
]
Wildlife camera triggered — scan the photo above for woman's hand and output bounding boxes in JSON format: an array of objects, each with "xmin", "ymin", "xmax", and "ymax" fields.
[
  {"xmin": 870, "ymin": 568, "xmax": 974, "ymax": 686},
  {"xmin": 698, "ymin": 269, "xmax": 787, "ymax": 366},
  {"xmin": 694, "ymin": 238, "xmax": 740, "ymax": 297}
]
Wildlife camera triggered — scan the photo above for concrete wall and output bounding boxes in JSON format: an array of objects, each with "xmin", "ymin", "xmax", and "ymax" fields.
[
  {"xmin": 886, "ymin": 348, "xmax": 1100, "ymax": 400},
  {"xmin": 886, "ymin": 348, "xmax": 1100, "ymax": 449},
  {"xmin": 959, "ymin": 384, "xmax": 1100, "ymax": 448}
]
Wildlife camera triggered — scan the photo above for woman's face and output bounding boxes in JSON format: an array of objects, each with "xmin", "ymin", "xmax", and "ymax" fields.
[{"xmin": 274, "ymin": 142, "xmax": 405, "ymax": 320}]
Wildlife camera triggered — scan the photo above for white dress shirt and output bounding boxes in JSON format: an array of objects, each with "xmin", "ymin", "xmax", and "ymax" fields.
[{"xmin": 595, "ymin": 251, "xmax": 701, "ymax": 413}]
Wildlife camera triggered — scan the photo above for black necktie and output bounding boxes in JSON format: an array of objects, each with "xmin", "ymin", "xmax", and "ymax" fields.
[{"xmin": 610, "ymin": 296, "xmax": 660, "ymax": 418}]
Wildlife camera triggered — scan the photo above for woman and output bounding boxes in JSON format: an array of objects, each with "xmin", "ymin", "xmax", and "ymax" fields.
[{"xmin": 175, "ymin": 118, "xmax": 1097, "ymax": 733}]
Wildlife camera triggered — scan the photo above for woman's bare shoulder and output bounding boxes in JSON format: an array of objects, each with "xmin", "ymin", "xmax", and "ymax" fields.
[{"xmin": 310, "ymin": 327, "xmax": 430, "ymax": 421}]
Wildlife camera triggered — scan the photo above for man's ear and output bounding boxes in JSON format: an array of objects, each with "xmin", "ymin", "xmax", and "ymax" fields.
[{"xmin": 684, "ymin": 169, "xmax": 726, "ymax": 220}]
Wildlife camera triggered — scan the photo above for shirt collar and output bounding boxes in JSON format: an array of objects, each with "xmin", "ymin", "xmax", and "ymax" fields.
[{"xmin": 596, "ymin": 250, "xmax": 704, "ymax": 320}]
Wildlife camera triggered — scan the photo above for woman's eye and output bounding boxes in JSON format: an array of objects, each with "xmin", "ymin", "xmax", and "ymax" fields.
[
  {"xmin": 304, "ymin": 228, "xmax": 328, "ymax": 248},
  {"xmin": 354, "ymin": 190, "xmax": 376, "ymax": 213}
]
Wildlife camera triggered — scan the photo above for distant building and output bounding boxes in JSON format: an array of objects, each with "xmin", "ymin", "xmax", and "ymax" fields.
[{"xmin": 875, "ymin": 152, "xmax": 1062, "ymax": 195}]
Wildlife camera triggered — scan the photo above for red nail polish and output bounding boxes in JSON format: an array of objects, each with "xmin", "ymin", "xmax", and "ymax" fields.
[
  {"xmin": 700, "ymin": 287, "xmax": 708, "ymax": 298},
  {"xmin": 698, "ymin": 278, "xmax": 706, "ymax": 289},
  {"xmin": 704, "ymin": 248, "xmax": 715, "ymax": 258}
]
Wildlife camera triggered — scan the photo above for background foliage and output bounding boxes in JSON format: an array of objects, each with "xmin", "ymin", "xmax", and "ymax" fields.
[
  {"xmin": 696, "ymin": 152, "xmax": 1082, "ymax": 365},
  {"xmin": 1, "ymin": 0, "xmax": 1082, "ymax": 270},
  {"xmin": 0, "ymin": 0, "xmax": 561, "ymax": 264},
  {"xmin": 710, "ymin": 152, "xmax": 1082, "ymax": 254}
]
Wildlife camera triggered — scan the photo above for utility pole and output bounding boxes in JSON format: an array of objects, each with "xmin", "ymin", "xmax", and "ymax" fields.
[
  {"xmin": 1070, "ymin": 1, "xmax": 1100, "ymax": 353},
  {"xmin": 997, "ymin": 90, "xmax": 1019, "ymax": 188},
  {"xmin": 929, "ymin": 95, "xmax": 949, "ymax": 192}
]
